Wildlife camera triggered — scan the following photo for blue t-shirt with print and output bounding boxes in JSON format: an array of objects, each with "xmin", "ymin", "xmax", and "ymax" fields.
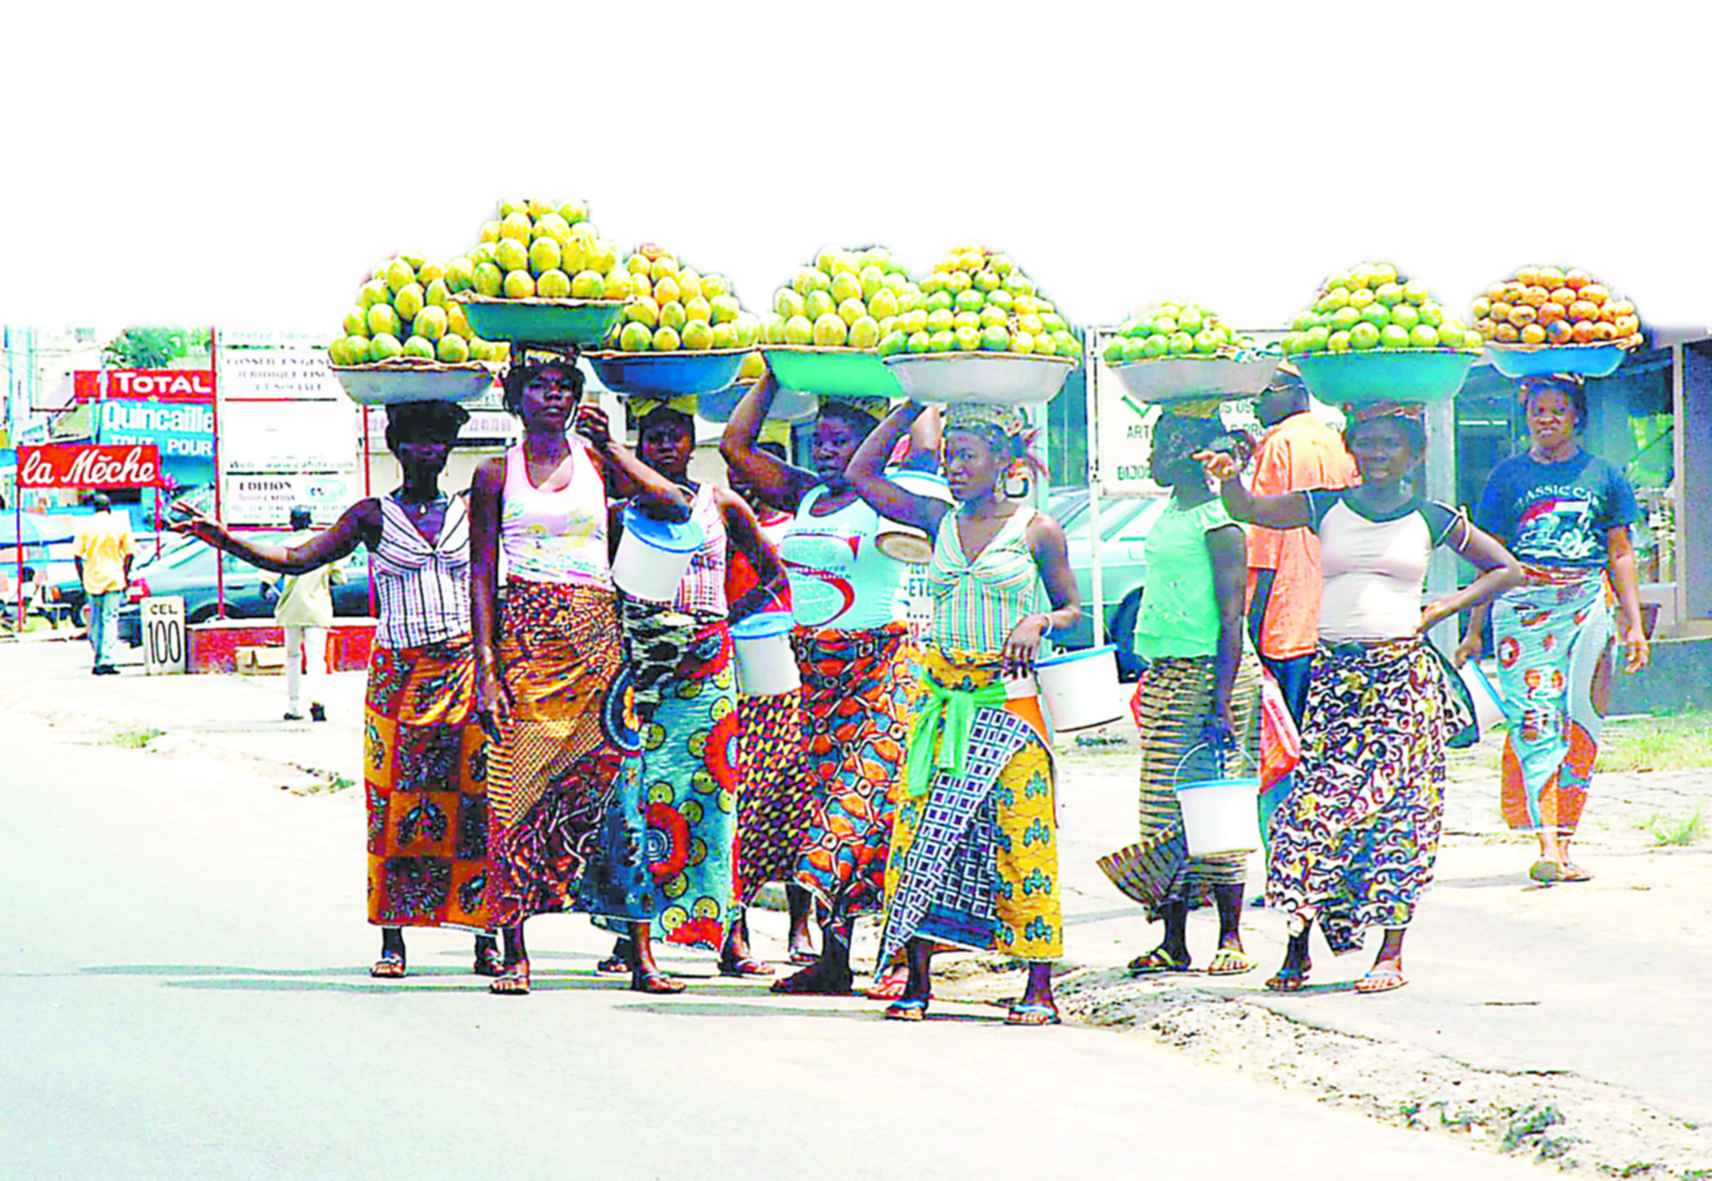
[{"xmin": 1475, "ymin": 450, "xmax": 1638, "ymax": 569}]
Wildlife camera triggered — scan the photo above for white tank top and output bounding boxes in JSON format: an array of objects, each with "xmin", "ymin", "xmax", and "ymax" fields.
[
  {"xmin": 500, "ymin": 443, "xmax": 612, "ymax": 588},
  {"xmin": 673, "ymin": 483, "xmax": 728, "ymax": 616},
  {"xmin": 780, "ymin": 485, "xmax": 908, "ymax": 631}
]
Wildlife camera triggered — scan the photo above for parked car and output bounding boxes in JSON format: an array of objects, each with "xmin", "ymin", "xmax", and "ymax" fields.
[
  {"xmin": 1049, "ymin": 489, "xmax": 1168, "ymax": 679},
  {"xmin": 115, "ymin": 536, "xmax": 371, "ymax": 646}
]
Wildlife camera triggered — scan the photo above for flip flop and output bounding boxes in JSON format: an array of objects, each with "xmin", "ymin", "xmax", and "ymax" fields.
[
  {"xmin": 631, "ymin": 969, "xmax": 686, "ymax": 995},
  {"xmin": 717, "ymin": 956, "xmax": 776, "ymax": 978},
  {"xmin": 788, "ymin": 948, "xmax": 820, "ymax": 966},
  {"xmin": 1264, "ymin": 965, "xmax": 1309, "ymax": 992},
  {"xmin": 863, "ymin": 975, "xmax": 910, "ymax": 1001},
  {"xmin": 1206, "ymin": 948, "xmax": 1257, "ymax": 977},
  {"xmin": 596, "ymin": 954, "xmax": 631, "ymax": 975},
  {"xmin": 1528, "ymin": 859, "xmax": 1561, "ymax": 885},
  {"xmin": 489, "ymin": 961, "xmax": 531, "ymax": 996},
  {"xmin": 1355, "ymin": 965, "xmax": 1408, "ymax": 995},
  {"xmin": 1559, "ymin": 863, "xmax": 1594, "ymax": 883},
  {"xmin": 369, "ymin": 952, "xmax": 407, "ymax": 979},
  {"xmin": 1127, "ymin": 947, "xmax": 1190, "ymax": 976},
  {"xmin": 473, "ymin": 942, "xmax": 504, "ymax": 978},
  {"xmin": 884, "ymin": 997, "xmax": 930, "ymax": 1022},
  {"xmin": 1005, "ymin": 1001, "xmax": 1062, "ymax": 1027}
]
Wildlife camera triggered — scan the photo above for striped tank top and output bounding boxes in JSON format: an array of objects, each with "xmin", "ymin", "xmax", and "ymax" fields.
[
  {"xmin": 925, "ymin": 504, "xmax": 1044, "ymax": 656},
  {"xmin": 673, "ymin": 482, "xmax": 729, "ymax": 617},
  {"xmin": 372, "ymin": 493, "xmax": 471, "ymax": 650}
]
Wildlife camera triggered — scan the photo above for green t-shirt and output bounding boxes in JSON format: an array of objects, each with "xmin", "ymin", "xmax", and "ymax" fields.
[{"xmin": 1133, "ymin": 497, "xmax": 1240, "ymax": 660}]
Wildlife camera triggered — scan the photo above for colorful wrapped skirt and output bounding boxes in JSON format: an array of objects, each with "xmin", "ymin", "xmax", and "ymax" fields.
[
  {"xmin": 1097, "ymin": 652, "xmax": 1260, "ymax": 921},
  {"xmin": 485, "ymin": 581, "xmax": 656, "ymax": 930},
  {"xmin": 1267, "ymin": 637, "xmax": 1470, "ymax": 954},
  {"xmin": 876, "ymin": 650, "xmax": 1061, "ymax": 971},
  {"xmin": 733, "ymin": 688, "xmax": 814, "ymax": 908},
  {"xmin": 1495, "ymin": 568, "xmax": 1614, "ymax": 836},
  {"xmin": 789, "ymin": 624, "xmax": 911, "ymax": 922},
  {"xmin": 364, "ymin": 636, "xmax": 490, "ymax": 930},
  {"xmin": 608, "ymin": 601, "xmax": 741, "ymax": 952}
]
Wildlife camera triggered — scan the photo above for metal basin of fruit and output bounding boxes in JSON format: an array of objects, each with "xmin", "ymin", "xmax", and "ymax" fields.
[
  {"xmin": 1484, "ymin": 342, "xmax": 1630, "ymax": 380},
  {"xmin": 696, "ymin": 382, "xmax": 819, "ymax": 423},
  {"xmin": 883, "ymin": 352, "xmax": 1077, "ymax": 406},
  {"xmin": 584, "ymin": 349, "xmax": 751, "ymax": 399},
  {"xmin": 454, "ymin": 295, "xmax": 625, "ymax": 347},
  {"xmin": 1108, "ymin": 354, "xmax": 1281, "ymax": 403},
  {"xmin": 330, "ymin": 360, "xmax": 498, "ymax": 406},
  {"xmin": 1294, "ymin": 349, "xmax": 1479, "ymax": 405},
  {"xmin": 761, "ymin": 346, "xmax": 904, "ymax": 400}
]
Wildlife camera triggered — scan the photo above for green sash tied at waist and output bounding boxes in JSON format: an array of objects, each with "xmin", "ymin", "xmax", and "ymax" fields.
[{"xmin": 907, "ymin": 673, "xmax": 1010, "ymax": 798}]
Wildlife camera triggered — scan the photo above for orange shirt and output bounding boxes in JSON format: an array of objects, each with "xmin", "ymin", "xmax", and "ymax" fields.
[{"xmin": 1245, "ymin": 412, "xmax": 1359, "ymax": 660}]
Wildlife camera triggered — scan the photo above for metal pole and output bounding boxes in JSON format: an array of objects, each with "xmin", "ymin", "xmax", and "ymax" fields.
[
  {"xmin": 210, "ymin": 326, "xmax": 226, "ymax": 619},
  {"xmin": 1085, "ymin": 329, "xmax": 1107, "ymax": 646},
  {"xmin": 13, "ymin": 497, "xmax": 22, "ymax": 630}
]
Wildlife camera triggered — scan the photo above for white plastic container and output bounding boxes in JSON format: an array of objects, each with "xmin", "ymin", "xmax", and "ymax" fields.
[
  {"xmin": 1177, "ymin": 772, "xmax": 1263, "ymax": 857},
  {"xmin": 1460, "ymin": 659, "xmax": 1507, "ymax": 736},
  {"xmin": 874, "ymin": 468, "xmax": 954, "ymax": 565},
  {"xmin": 1034, "ymin": 644, "xmax": 1123, "ymax": 732},
  {"xmin": 729, "ymin": 611, "xmax": 800, "ymax": 696},
  {"xmin": 612, "ymin": 507, "xmax": 704, "ymax": 603}
]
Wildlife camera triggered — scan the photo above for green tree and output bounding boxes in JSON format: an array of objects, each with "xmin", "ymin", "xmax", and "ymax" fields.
[{"xmin": 104, "ymin": 326, "xmax": 190, "ymax": 369}]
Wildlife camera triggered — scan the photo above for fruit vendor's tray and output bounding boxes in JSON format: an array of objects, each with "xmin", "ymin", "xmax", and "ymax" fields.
[
  {"xmin": 1484, "ymin": 341, "xmax": 1634, "ymax": 380},
  {"xmin": 583, "ymin": 348, "xmax": 751, "ymax": 399},
  {"xmin": 329, "ymin": 358, "xmax": 497, "ymax": 406},
  {"xmin": 1293, "ymin": 349, "xmax": 1477, "ymax": 405},
  {"xmin": 1108, "ymin": 353, "xmax": 1281, "ymax": 403},
  {"xmin": 883, "ymin": 352, "xmax": 1076, "ymax": 406},
  {"xmin": 697, "ymin": 382, "xmax": 819, "ymax": 424},
  {"xmin": 452, "ymin": 295, "xmax": 625, "ymax": 347},
  {"xmin": 760, "ymin": 346, "xmax": 904, "ymax": 400}
]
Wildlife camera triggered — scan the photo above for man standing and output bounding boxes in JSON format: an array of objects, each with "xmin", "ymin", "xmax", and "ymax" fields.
[
  {"xmin": 1246, "ymin": 377, "xmax": 1359, "ymax": 858},
  {"xmin": 73, "ymin": 493, "xmax": 135, "ymax": 676},
  {"xmin": 270, "ymin": 505, "xmax": 343, "ymax": 722}
]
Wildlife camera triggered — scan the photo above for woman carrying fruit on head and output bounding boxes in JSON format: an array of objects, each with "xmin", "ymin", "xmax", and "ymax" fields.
[
  {"xmin": 1454, "ymin": 375, "xmax": 1649, "ymax": 884},
  {"xmin": 1199, "ymin": 405, "xmax": 1521, "ymax": 994},
  {"xmin": 469, "ymin": 355, "xmax": 692, "ymax": 996},
  {"xmin": 170, "ymin": 400, "xmax": 502, "ymax": 982},
  {"xmin": 845, "ymin": 400, "xmax": 1080, "ymax": 1026},
  {"xmin": 1097, "ymin": 405, "xmax": 1262, "ymax": 979},
  {"xmin": 719, "ymin": 375, "xmax": 920, "ymax": 998},
  {"xmin": 591, "ymin": 393, "xmax": 786, "ymax": 984}
]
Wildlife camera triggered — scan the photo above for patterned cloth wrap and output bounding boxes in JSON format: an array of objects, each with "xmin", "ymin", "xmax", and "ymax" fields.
[
  {"xmin": 365, "ymin": 635, "xmax": 491, "ymax": 930},
  {"xmin": 788, "ymin": 624, "xmax": 912, "ymax": 923},
  {"xmin": 733, "ymin": 688, "xmax": 814, "ymax": 908},
  {"xmin": 594, "ymin": 597, "xmax": 742, "ymax": 952},
  {"xmin": 1266, "ymin": 636, "xmax": 1473, "ymax": 954},
  {"xmin": 484, "ymin": 581, "xmax": 657, "ymax": 930},
  {"xmin": 1097, "ymin": 653, "xmax": 1261, "ymax": 921},
  {"xmin": 1496, "ymin": 566, "xmax": 1614, "ymax": 836},
  {"xmin": 876, "ymin": 649, "xmax": 1062, "ymax": 974}
]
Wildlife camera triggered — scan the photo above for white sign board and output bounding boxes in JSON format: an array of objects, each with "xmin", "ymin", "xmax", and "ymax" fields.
[
  {"xmin": 141, "ymin": 596, "xmax": 187, "ymax": 675},
  {"xmin": 220, "ymin": 400, "xmax": 359, "ymax": 473},
  {"xmin": 217, "ymin": 345, "xmax": 362, "ymax": 527},
  {"xmin": 224, "ymin": 472, "xmax": 359, "ymax": 527},
  {"xmin": 218, "ymin": 348, "xmax": 345, "ymax": 403}
]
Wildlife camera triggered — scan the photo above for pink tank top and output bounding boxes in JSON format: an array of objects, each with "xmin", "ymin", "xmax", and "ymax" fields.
[
  {"xmin": 673, "ymin": 483, "xmax": 728, "ymax": 616},
  {"xmin": 500, "ymin": 443, "xmax": 612, "ymax": 588}
]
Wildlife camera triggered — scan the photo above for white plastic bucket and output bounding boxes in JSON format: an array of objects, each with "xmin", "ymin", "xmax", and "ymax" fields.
[
  {"xmin": 1460, "ymin": 659, "xmax": 1507, "ymax": 735},
  {"xmin": 875, "ymin": 468, "xmax": 954, "ymax": 565},
  {"xmin": 1034, "ymin": 644, "xmax": 1123, "ymax": 732},
  {"xmin": 730, "ymin": 611, "xmax": 800, "ymax": 696},
  {"xmin": 612, "ymin": 507, "xmax": 704, "ymax": 603},
  {"xmin": 1173, "ymin": 742, "xmax": 1261, "ymax": 857}
]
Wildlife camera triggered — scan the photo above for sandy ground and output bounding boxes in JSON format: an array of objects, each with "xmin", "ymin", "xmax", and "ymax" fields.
[{"xmin": 3, "ymin": 637, "xmax": 1708, "ymax": 1178}]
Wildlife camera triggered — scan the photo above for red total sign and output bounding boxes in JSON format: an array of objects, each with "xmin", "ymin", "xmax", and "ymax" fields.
[
  {"xmin": 18, "ymin": 444, "xmax": 165, "ymax": 489},
  {"xmin": 73, "ymin": 369, "xmax": 216, "ymax": 402}
]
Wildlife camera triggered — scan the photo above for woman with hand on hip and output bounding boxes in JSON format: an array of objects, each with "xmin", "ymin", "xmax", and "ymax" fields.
[
  {"xmin": 469, "ymin": 356, "xmax": 690, "ymax": 996},
  {"xmin": 1201, "ymin": 405, "xmax": 1521, "ymax": 994},
  {"xmin": 847, "ymin": 400, "xmax": 1080, "ymax": 1026},
  {"xmin": 1455, "ymin": 376, "xmax": 1650, "ymax": 884},
  {"xmin": 1098, "ymin": 408, "xmax": 1261, "ymax": 978},
  {"xmin": 171, "ymin": 401, "xmax": 500, "ymax": 981}
]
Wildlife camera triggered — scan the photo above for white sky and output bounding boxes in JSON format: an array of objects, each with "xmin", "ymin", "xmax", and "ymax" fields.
[{"xmin": 2, "ymin": 3, "xmax": 1707, "ymax": 336}]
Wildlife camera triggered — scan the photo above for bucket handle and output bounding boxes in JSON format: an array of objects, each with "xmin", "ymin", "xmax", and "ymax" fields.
[{"xmin": 1171, "ymin": 734, "xmax": 1256, "ymax": 788}]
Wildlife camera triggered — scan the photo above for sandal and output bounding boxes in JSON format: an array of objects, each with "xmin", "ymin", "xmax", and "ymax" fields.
[
  {"xmin": 1127, "ymin": 946, "xmax": 1190, "ymax": 976},
  {"xmin": 884, "ymin": 997, "xmax": 930, "ymax": 1022},
  {"xmin": 489, "ymin": 961, "xmax": 531, "ymax": 996},
  {"xmin": 770, "ymin": 964, "xmax": 854, "ymax": 996},
  {"xmin": 369, "ymin": 951, "xmax": 407, "ymax": 979},
  {"xmin": 718, "ymin": 956, "xmax": 775, "ymax": 978},
  {"xmin": 631, "ymin": 969, "xmax": 686, "ymax": 995},
  {"xmin": 1559, "ymin": 863, "xmax": 1593, "ymax": 883},
  {"xmin": 1355, "ymin": 965, "xmax": 1408, "ymax": 995},
  {"xmin": 473, "ymin": 942, "xmax": 504, "ymax": 978},
  {"xmin": 1206, "ymin": 948, "xmax": 1257, "ymax": 977},
  {"xmin": 1264, "ymin": 965, "xmax": 1309, "ymax": 992},
  {"xmin": 862, "ymin": 973, "xmax": 910, "ymax": 1001},
  {"xmin": 788, "ymin": 944, "xmax": 819, "ymax": 967},
  {"xmin": 1528, "ymin": 859, "xmax": 1561, "ymax": 885},
  {"xmin": 1005, "ymin": 1001, "xmax": 1062, "ymax": 1027}
]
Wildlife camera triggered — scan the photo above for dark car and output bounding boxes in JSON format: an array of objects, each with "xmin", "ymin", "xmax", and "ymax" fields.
[
  {"xmin": 1049, "ymin": 488, "xmax": 1168, "ymax": 679},
  {"xmin": 115, "ymin": 535, "xmax": 371, "ymax": 645}
]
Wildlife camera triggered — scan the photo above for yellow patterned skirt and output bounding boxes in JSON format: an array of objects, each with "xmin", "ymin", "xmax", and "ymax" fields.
[{"xmin": 875, "ymin": 649, "xmax": 1062, "ymax": 967}]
